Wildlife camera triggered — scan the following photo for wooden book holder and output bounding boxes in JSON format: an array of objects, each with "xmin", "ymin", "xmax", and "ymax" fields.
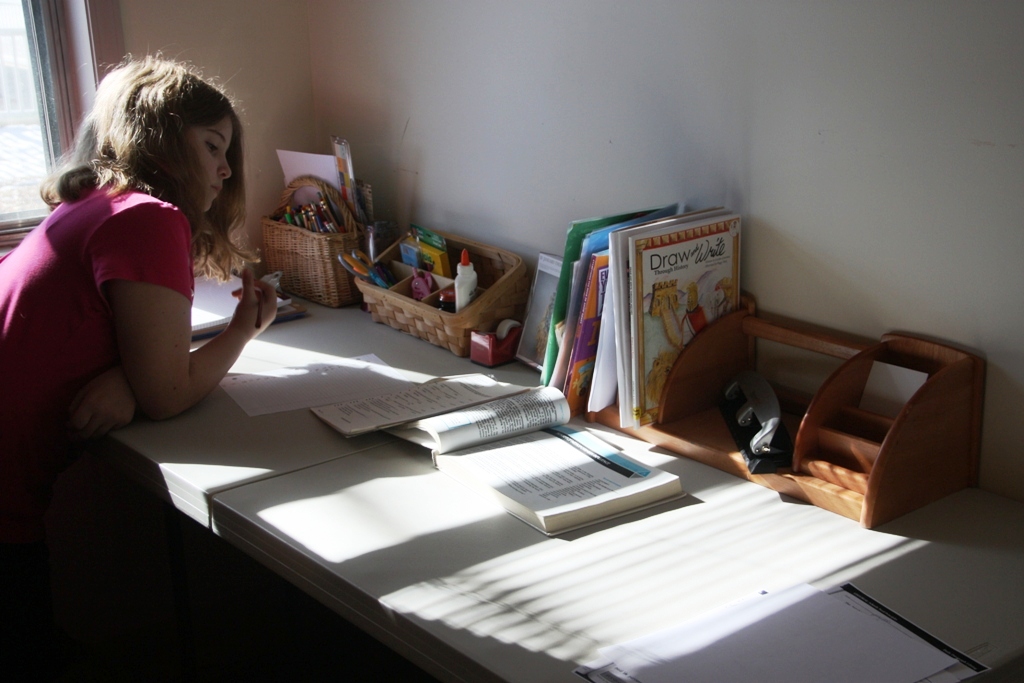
[{"xmin": 590, "ymin": 296, "xmax": 985, "ymax": 528}]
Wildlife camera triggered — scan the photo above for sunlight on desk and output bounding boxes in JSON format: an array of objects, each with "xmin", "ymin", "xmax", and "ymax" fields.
[
  {"xmin": 160, "ymin": 463, "xmax": 272, "ymax": 490},
  {"xmin": 228, "ymin": 338, "xmax": 437, "ymax": 383},
  {"xmin": 255, "ymin": 473, "xmax": 503, "ymax": 563},
  {"xmin": 379, "ymin": 486, "xmax": 922, "ymax": 663}
]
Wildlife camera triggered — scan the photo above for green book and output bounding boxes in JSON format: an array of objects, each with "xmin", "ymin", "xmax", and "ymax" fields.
[{"xmin": 539, "ymin": 206, "xmax": 674, "ymax": 386}]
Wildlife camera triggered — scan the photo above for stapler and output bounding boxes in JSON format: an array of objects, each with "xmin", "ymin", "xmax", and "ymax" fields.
[{"xmin": 719, "ymin": 370, "xmax": 793, "ymax": 475}]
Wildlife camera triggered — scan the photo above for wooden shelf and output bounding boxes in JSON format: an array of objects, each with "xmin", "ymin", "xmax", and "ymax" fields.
[{"xmin": 590, "ymin": 295, "xmax": 985, "ymax": 528}]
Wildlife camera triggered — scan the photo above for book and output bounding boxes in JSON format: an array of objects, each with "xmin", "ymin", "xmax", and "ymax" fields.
[
  {"xmin": 587, "ymin": 269, "xmax": 620, "ymax": 415},
  {"xmin": 516, "ymin": 253, "xmax": 563, "ymax": 370},
  {"xmin": 431, "ymin": 423, "xmax": 684, "ymax": 535},
  {"xmin": 311, "ymin": 373, "xmax": 529, "ymax": 436},
  {"xmin": 604, "ymin": 207, "xmax": 729, "ymax": 427},
  {"xmin": 540, "ymin": 204, "xmax": 675, "ymax": 389},
  {"xmin": 191, "ymin": 275, "xmax": 304, "ymax": 341},
  {"xmin": 562, "ymin": 250, "xmax": 609, "ymax": 416},
  {"xmin": 628, "ymin": 212, "xmax": 741, "ymax": 425},
  {"xmin": 539, "ymin": 207, "xmax": 670, "ymax": 386},
  {"xmin": 388, "ymin": 385, "xmax": 570, "ymax": 453},
  {"xmin": 388, "ymin": 386, "xmax": 684, "ymax": 534}
]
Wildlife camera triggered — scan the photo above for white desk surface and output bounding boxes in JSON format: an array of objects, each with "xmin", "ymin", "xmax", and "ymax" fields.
[
  {"xmin": 210, "ymin": 430, "xmax": 1024, "ymax": 682},
  {"xmin": 102, "ymin": 302, "xmax": 1024, "ymax": 682},
  {"xmin": 102, "ymin": 304, "xmax": 538, "ymax": 526}
]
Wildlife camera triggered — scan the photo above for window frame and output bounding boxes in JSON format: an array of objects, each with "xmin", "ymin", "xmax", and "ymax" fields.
[{"xmin": 0, "ymin": 0, "xmax": 123, "ymax": 247}]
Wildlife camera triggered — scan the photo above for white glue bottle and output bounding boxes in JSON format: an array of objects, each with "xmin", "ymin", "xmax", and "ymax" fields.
[{"xmin": 454, "ymin": 248, "xmax": 477, "ymax": 312}]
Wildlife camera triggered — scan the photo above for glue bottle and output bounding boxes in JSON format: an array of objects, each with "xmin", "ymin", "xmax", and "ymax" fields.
[{"xmin": 454, "ymin": 248, "xmax": 477, "ymax": 312}]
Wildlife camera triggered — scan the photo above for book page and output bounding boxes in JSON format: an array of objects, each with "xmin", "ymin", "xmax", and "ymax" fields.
[
  {"xmin": 391, "ymin": 386, "xmax": 569, "ymax": 454},
  {"xmin": 442, "ymin": 425, "xmax": 680, "ymax": 515},
  {"xmin": 312, "ymin": 375, "xmax": 528, "ymax": 436},
  {"xmin": 192, "ymin": 274, "xmax": 289, "ymax": 333}
]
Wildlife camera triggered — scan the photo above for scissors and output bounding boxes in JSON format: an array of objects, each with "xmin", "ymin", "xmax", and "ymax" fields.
[
  {"xmin": 344, "ymin": 250, "xmax": 393, "ymax": 288},
  {"xmin": 339, "ymin": 251, "xmax": 390, "ymax": 288}
]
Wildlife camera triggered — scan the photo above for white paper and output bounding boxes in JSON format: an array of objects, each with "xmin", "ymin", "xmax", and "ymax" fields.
[
  {"xmin": 220, "ymin": 356, "xmax": 413, "ymax": 416},
  {"xmin": 588, "ymin": 276, "xmax": 619, "ymax": 414},
  {"xmin": 602, "ymin": 583, "xmax": 956, "ymax": 683},
  {"xmin": 192, "ymin": 276, "xmax": 243, "ymax": 326},
  {"xmin": 276, "ymin": 149, "xmax": 340, "ymax": 190},
  {"xmin": 191, "ymin": 275, "xmax": 289, "ymax": 332},
  {"xmin": 826, "ymin": 584, "xmax": 986, "ymax": 682}
]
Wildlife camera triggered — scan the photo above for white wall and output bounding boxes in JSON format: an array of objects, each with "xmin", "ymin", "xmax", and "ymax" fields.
[
  {"xmin": 306, "ymin": 0, "xmax": 1024, "ymax": 501},
  {"xmin": 119, "ymin": 0, "xmax": 318, "ymax": 250},
  {"xmin": 117, "ymin": 0, "xmax": 1024, "ymax": 502}
]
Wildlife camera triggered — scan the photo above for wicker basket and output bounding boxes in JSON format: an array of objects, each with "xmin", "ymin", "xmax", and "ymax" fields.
[
  {"xmin": 261, "ymin": 175, "xmax": 369, "ymax": 307},
  {"xmin": 355, "ymin": 231, "xmax": 530, "ymax": 356}
]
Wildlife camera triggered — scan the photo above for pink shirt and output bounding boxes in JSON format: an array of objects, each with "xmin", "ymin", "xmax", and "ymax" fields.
[{"xmin": 0, "ymin": 189, "xmax": 194, "ymax": 542}]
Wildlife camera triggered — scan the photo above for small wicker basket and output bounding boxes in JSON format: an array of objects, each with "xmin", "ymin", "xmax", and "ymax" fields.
[
  {"xmin": 355, "ymin": 231, "xmax": 530, "ymax": 357},
  {"xmin": 261, "ymin": 175, "xmax": 370, "ymax": 307}
]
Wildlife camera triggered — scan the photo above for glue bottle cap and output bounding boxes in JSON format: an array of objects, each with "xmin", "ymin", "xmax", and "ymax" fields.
[{"xmin": 460, "ymin": 249, "xmax": 470, "ymax": 266}]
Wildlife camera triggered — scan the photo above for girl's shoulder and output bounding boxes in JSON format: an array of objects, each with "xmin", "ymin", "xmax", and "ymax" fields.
[
  {"xmin": 106, "ymin": 188, "xmax": 181, "ymax": 213},
  {"xmin": 68, "ymin": 187, "xmax": 190, "ymax": 229}
]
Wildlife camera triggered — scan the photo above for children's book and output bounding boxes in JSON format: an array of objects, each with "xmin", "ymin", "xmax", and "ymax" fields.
[
  {"xmin": 562, "ymin": 250, "xmax": 609, "ymax": 416},
  {"xmin": 628, "ymin": 212, "xmax": 741, "ymax": 426},
  {"xmin": 543, "ymin": 204, "xmax": 679, "ymax": 390},
  {"xmin": 539, "ymin": 207, "xmax": 670, "ymax": 387},
  {"xmin": 605, "ymin": 207, "xmax": 729, "ymax": 428},
  {"xmin": 388, "ymin": 385, "xmax": 684, "ymax": 535}
]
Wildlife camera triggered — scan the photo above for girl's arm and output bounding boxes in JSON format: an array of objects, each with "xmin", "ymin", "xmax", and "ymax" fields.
[
  {"xmin": 67, "ymin": 365, "xmax": 137, "ymax": 440},
  {"xmin": 106, "ymin": 269, "xmax": 278, "ymax": 420}
]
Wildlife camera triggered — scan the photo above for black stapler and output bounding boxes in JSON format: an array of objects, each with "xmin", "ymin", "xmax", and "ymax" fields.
[{"xmin": 719, "ymin": 371, "xmax": 793, "ymax": 475}]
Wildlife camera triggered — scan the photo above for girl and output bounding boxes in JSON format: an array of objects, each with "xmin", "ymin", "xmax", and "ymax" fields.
[{"xmin": 0, "ymin": 56, "xmax": 276, "ymax": 676}]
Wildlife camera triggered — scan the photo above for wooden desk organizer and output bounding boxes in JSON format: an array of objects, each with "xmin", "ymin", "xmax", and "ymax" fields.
[{"xmin": 591, "ymin": 297, "xmax": 985, "ymax": 528}]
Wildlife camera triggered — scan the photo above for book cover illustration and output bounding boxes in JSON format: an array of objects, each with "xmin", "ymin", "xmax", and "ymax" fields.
[
  {"xmin": 632, "ymin": 216, "xmax": 740, "ymax": 425},
  {"xmin": 539, "ymin": 207, "xmax": 669, "ymax": 385},
  {"xmin": 563, "ymin": 251, "xmax": 610, "ymax": 415}
]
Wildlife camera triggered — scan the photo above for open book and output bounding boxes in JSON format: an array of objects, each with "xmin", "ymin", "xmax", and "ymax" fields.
[
  {"xmin": 311, "ymin": 374, "xmax": 530, "ymax": 436},
  {"xmin": 191, "ymin": 274, "xmax": 304, "ymax": 340},
  {"xmin": 389, "ymin": 387, "xmax": 685, "ymax": 535}
]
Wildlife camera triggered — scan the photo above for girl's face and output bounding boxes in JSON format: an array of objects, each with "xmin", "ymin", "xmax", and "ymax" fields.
[{"xmin": 186, "ymin": 116, "xmax": 234, "ymax": 212}]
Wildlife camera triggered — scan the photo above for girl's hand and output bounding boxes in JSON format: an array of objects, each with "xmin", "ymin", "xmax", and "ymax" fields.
[
  {"xmin": 67, "ymin": 365, "xmax": 137, "ymax": 440},
  {"xmin": 230, "ymin": 269, "xmax": 279, "ymax": 336}
]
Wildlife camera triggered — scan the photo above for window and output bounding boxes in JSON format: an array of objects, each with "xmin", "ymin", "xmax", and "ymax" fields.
[
  {"xmin": 0, "ymin": 0, "xmax": 53, "ymax": 232},
  {"xmin": 0, "ymin": 0, "xmax": 123, "ymax": 246}
]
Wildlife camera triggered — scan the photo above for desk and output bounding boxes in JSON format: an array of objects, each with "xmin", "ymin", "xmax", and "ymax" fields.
[
  {"xmin": 98, "ymin": 302, "xmax": 1024, "ymax": 683},
  {"xmin": 103, "ymin": 305, "xmax": 536, "ymax": 527}
]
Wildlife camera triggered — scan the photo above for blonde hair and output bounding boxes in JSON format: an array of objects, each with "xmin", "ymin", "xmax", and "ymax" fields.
[{"xmin": 40, "ymin": 55, "xmax": 254, "ymax": 280}]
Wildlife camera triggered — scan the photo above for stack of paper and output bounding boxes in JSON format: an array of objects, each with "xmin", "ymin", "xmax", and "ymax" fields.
[{"xmin": 575, "ymin": 583, "xmax": 986, "ymax": 683}]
